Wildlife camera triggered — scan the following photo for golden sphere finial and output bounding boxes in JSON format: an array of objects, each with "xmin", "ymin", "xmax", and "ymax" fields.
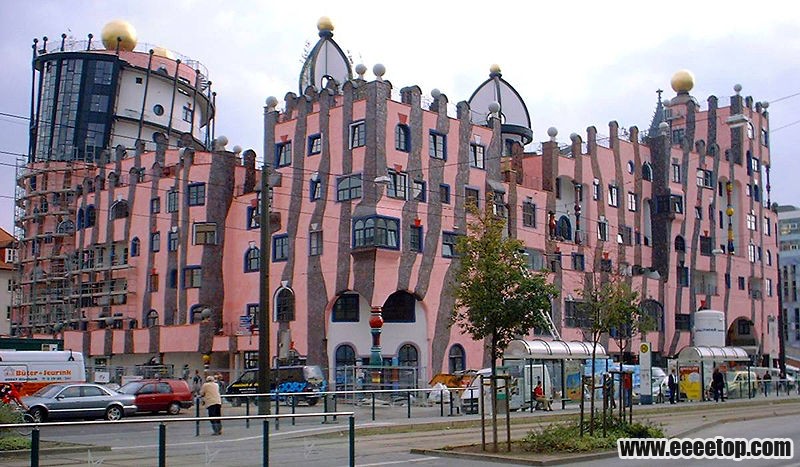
[
  {"xmin": 671, "ymin": 69, "xmax": 695, "ymax": 93},
  {"xmin": 101, "ymin": 19, "xmax": 137, "ymax": 51},
  {"xmin": 489, "ymin": 64, "xmax": 501, "ymax": 74},
  {"xmin": 317, "ymin": 16, "xmax": 334, "ymax": 32}
]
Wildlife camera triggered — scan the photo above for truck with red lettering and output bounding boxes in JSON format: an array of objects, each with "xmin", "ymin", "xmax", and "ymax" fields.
[{"xmin": 0, "ymin": 350, "xmax": 86, "ymax": 396}]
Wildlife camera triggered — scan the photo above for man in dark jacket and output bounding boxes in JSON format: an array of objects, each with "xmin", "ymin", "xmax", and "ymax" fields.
[
  {"xmin": 712, "ymin": 368, "xmax": 725, "ymax": 402},
  {"xmin": 668, "ymin": 369, "xmax": 678, "ymax": 404}
]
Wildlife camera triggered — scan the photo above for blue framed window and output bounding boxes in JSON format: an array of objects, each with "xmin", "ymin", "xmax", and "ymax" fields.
[
  {"xmin": 150, "ymin": 232, "xmax": 161, "ymax": 252},
  {"xmin": 309, "ymin": 230, "xmax": 323, "ymax": 256},
  {"xmin": 310, "ymin": 176, "xmax": 322, "ymax": 201},
  {"xmin": 382, "ymin": 291, "xmax": 416, "ymax": 323},
  {"xmin": 349, "ymin": 121, "xmax": 366, "ymax": 148},
  {"xmin": 183, "ymin": 266, "xmax": 202, "ymax": 288},
  {"xmin": 275, "ymin": 288, "xmax": 295, "ymax": 322},
  {"xmin": 332, "ymin": 294, "xmax": 359, "ymax": 322},
  {"xmin": 387, "ymin": 170, "xmax": 407, "ymax": 199},
  {"xmin": 86, "ymin": 205, "xmax": 96, "ymax": 227},
  {"xmin": 272, "ymin": 235, "xmax": 289, "ymax": 262},
  {"xmin": 465, "ymin": 187, "xmax": 479, "ymax": 208},
  {"xmin": 336, "ymin": 174, "xmax": 362, "ymax": 201},
  {"xmin": 244, "ymin": 247, "xmax": 260, "ymax": 272},
  {"xmin": 168, "ymin": 231, "xmax": 179, "ymax": 251},
  {"xmin": 187, "ymin": 183, "xmax": 206, "ymax": 206},
  {"xmin": 130, "ymin": 237, "xmax": 140, "ymax": 257},
  {"xmin": 412, "ymin": 180, "xmax": 426, "ymax": 202},
  {"xmin": 275, "ymin": 141, "xmax": 292, "ymax": 167},
  {"xmin": 469, "ymin": 143, "xmax": 485, "ymax": 169},
  {"xmin": 395, "ymin": 124, "xmax": 410, "ymax": 152},
  {"xmin": 77, "ymin": 208, "xmax": 85, "ymax": 230},
  {"xmin": 308, "ymin": 134, "xmax": 322, "ymax": 155},
  {"xmin": 151, "ymin": 197, "xmax": 160, "ymax": 214},
  {"xmin": 193, "ymin": 222, "xmax": 217, "ymax": 245},
  {"xmin": 439, "ymin": 184, "xmax": 451, "ymax": 204},
  {"xmin": 167, "ymin": 191, "xmax": 178, "ymax": 212},
  {"xmin": 428, "ymin": 130, "xmax": 446, "ymax": 159},
  {"xmin": 353, "ymin": 216, "xmax": 400, "ymax": 249},
  {"xmin": 442, "ymin": 232, "xmax": 460, "ymax": 258},
  {"xmin": 409, "ymin": 225, "xmax": 423, "ymax": 252},
  {"xmin": 523, "ymin": 202, "xmax": 536, "ymax": 227},
  {"xmin": 246, "ymin": 304, "xmax": 259, "ymax": 330}
]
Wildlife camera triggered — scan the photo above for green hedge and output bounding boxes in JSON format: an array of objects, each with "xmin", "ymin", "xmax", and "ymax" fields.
[{"xmin": 520, "ymin": 416, "xmax": 664, "ymax": 453}]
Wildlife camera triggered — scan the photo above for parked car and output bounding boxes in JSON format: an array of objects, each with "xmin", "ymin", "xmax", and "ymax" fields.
[
  {"xmin": 22, "ymin": 383, "xmax": 137, "ymax": 422},
  {"xmin": 226, "ymin": 366, "xmax": 327, "ymax": 407},
  {"xmin": 117, "ymin": 379, "xmax": 193, "ymax": 415},
  {"xmin": 724, "ymin": 370, "xmax": 758, "ymax": 398}
]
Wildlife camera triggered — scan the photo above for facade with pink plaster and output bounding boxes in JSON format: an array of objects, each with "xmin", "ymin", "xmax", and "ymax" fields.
[{"xmin": 13, "ymin": 19, "xmax": 779, "ymax": 384}]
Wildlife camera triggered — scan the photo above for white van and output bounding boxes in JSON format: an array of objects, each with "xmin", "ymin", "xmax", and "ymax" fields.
[{"xmin": 0, "ymin": 350, "xmax": 86, "ymax": 395}]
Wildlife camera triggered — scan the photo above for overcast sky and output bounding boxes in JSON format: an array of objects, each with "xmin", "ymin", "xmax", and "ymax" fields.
[{"xmin": 1, "ymin": 1, "xmax": 799, "ymax": 236}]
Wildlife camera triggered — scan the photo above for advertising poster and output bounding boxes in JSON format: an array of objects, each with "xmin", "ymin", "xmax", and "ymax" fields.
[
  {"xmin": 679, "ymin": 365, "xmax": 702, "ymax": 401},
  {"xmin": 565, "ymin": 361, "xmax": 583, "ymax": 401}
]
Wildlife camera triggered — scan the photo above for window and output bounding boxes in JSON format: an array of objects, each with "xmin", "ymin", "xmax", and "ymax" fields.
[
  {"xmin": 761, "ymin": 128, "xmax": 769, "ymax": 147},
  {"xmin": 571, "ymin": 253, "xmax": 585, "ymax": 271},
  {"xmin": 697, "ymin": 169, "xmax": 714, "ymax": 188},
  {"xmin": 428, "ymin": 131, "xmax": 446, "ymax": 159},
  {"xmin": 412, "ymin": 180, "xmax": 426, "ymax": 202},
  {"xmin": 275, "ymin": 288, "xmax": 295, "ymax": 322},
  {"xmin": 335, "ymin": 345, "xmax": 357, "ymax": 368},
  {"xmin": 469, "ymin": 143, "xmax": 485, "ymax": 169},
  {"xmin": 349, "ymin": 121, "xmax": 366, "ymax": 148},
  {"xmin": 187, "ymin": 183, "xmax": 206, "ymax": 206},
  {"xmin": 353, "ymin": 216, "xmax": 399, "ymax": 249},
  {"xmin": 309, "ymin": 230, "xmax": 323, "ymax": 256},
  {"xmin": 695, "ymin": 206, "xmax": 703, "ymax": 219},
  {"xmin": 592, "ymin": 180, "xmax": 601, "ymax": 200},
  {"xmin": 168, "ymin": 231, "xmax": 179, "ymax": 251},
  {"xmin": 308, "ymin": 134, "xmax": 322, "ymax": 155},
  {"xmin": 182, "ymin": 104, "xmax": 193, "ymax": 123},
  {"xmin": 383, "ymin": 291, "xmax": 416, "ymax": 323},
  {"xmin": 149, "ymin": 273, "xmax": 159, "ymax": 292},
  {"xmin": 522, "ymin": 202, "xmax": 536, "ymax": 228},
  {"xmin": 332, "ymin": 294, "xmax": 359, "ymax": 322},
  {"xmin": 677, "ymin": 265, "xmax": 689, "ymax": 287},
  {"xmin": 627, "ymin": 192, "xmax": 638, "ymax": 212},
  {"xmin": 642, "ymin": 163, "xmax": 653, "ymax": 181},
  {"xmin": 627, "ymin": 160, "xmax": 635, "ymax": 174},
  {"xmin": 151, "ymin": 197, "xmax": 160, "ymax": 214},
  {"xmin": 193, "ymin": 223, "xmax": 217, "ymax": 245},
  {"xmin": 672, "ymin": 163, "xmax": 682, "ymax": 183},
  {"xmin": 336, "ymin": 174, "xmax": 362, "ymax": 201},
  {"xmin": 395, "ymin": 124, "xmax": 410, "ymax": 152},
  {"xmin": 183, "ymin": 267, "xmax": 202, "ymax": 288},
  {"xmin": 700, "ymin": 236, "xmax": 713, "ymax": 256},
  {"xmin": 465, "ymin": 187, "xmax": 479, "ymax": 208},
  {"xmin": 767, "ymin": 278, "xmax": 773, "ymax": 297},
  {"xmin": 310, "ymin": 177, "xmax": 322, "ymax": 201},
  {"xmin": 555, "ymin": 178, "xmax": 561, "ymax": 199},
  {"xmin": 442, "ymin": 232, "xmax": 459, "ymax": 258},
  {"xmin": 564, "ymin": 300, "xmax": 588, "ymax": 328},
  {"xmin": 746, "ymin": 211, "xmax": 757, "ymax": 231},
  {"xmin": 675, "ymin": 313, "xmax": 691, "ymax": 331},
  {"xmin": 557, "ymin": 216, "xmax": 572, "ymax": 241},
  {"xmin": 767, "ymin": 250, "xmax": 772, "ymax": 266},
  {"xmin": 640, "ymin": 300, "xmax": 664, "ymax": 332},
  {"xmin": 619, "ymin": 225, "xmax": 633, "ymax": 245},
  {"xmin": 608, "ymin": 185, "xmax": 619, "ymax": 207},
  {"xmin": 738, "ymin": 276, "xmax": 746, "ymax": 290},
  {"xmin": 168, "ymin": 269, "xmax": 178, "ymax": 288},
  {"xmin": 439, "ymin": 184, "xmax": 451, "ymax": 204},
  {"xmin": 748, "ymin": 243, "xmax": 756, "ymax": 263},
  {"xmin": 86, "ymin": 206, "xmax": 96, "ymax": 227},
  {"xmin": 244, "ymin": 247, "xmax": 260, "ymax": 272},
  {"xmin": 398, "ymin": 344, "xmax": 418, "ymax": 367},
  {"xmin": 448, "ymin": 345, "xmax": 466, "ymax": 373},
  {"xmin": 674, "ymin": 235, "xmax": 686, "ymax": 252},
  {"xmin": 275, "ymin": 141, "xmax": 292, "ymax": 167},
  {"xmin": 153, "ymin": 104, "xmax": 164, "ymax": 116},
  {"xmin": 750, "ymin": 156, "xmax": 760, "ymax": 173},
  {"xmin": 167, "ymin": 191, "xmax": 178, "ymax": 212},
  {"xmin": 672, "ymin": 128, "xmax": 685, "ymax": 146},
  {"xmin": 409, "ymin": 225, "xmax": 423, "ymax": 252},
  {"xmin": 598, "ymin": 220, "xmax": 608, "ymax": 241},
  {"xmin": 150, "ymin": 232, "xmax": 161, "ymax": 252},
  {"xmin": 387, "ymin": 170, "xmax": 408, "ymax": 199},
  {"xmin": 272, "ymin": 235, "xmax": 289, "ymax": 261},
  {"xmin": 146, "ymin": 310, "xmax": 159, "ymax": 327},
  {"xmin": 246, "ymin": 304, "xmax": 259, "ymax": 331},
  {"xmin": 764, "ymin": 217, "xmax": 772, "ymax": 236},
  {"xmin": 130, "ymin": 238, "xmax": 140, "ymax": 257}
]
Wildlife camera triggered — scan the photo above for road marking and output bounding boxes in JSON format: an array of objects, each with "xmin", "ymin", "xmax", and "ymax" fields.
[{"xmin": 352, "ymin": 457, "xmax": 439, "ymax": 466}]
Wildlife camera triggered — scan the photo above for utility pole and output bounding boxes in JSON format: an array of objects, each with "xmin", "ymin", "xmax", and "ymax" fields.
[{"xmin": 258, "ymin": 101, "xmax": 274, "ymax": 416}]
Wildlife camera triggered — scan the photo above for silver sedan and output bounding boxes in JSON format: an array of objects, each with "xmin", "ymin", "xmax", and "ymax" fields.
[{"xmin": 23, "ymin": 383, "xmax": 137, "ymax": 422}]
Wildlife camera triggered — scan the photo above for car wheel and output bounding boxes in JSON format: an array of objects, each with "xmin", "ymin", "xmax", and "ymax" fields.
[
  {"xmin": 306, "ymin": 397, "xmax": 318, "ymax": 407},
  {"xmin": 106, "ymin": 405, "xmax": 123, "ymax": 421},
  {"xmin": 167, "ymin": 402, "xmax": 181, "ymax": 415},
  {"xmin": 29, "ymin": 407, "xmax": 47, "ymax": 423}
]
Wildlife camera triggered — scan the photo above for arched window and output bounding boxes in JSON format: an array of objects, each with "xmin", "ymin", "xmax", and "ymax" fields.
[
  {"xmin": 189, "ymin": 304, "xmax": 207, "ymax": 323},
  {"xmin": 108, "ymin": 172, "xmax": 119, "ymax": 188},
  {"xmin": 130, "ymin": 237, "xmax": 141, "ymax": 257},
  {"xmin": 86, "ymin": 205, "xmax": 96, "ymax": 227},
  {"xmin": 448, "ymin": 344, "xmax": 466, "ymax": 373},
  {"xmin": 146, "ymin": 309, "xmax": 159, "ymax": 327},
  {"xmin": 335, "ymin": 344, "xmax": 357, "ymax": 368},
  {"xmin": 395, "ymin": 124, "xmax": 410, "ymax": 152},
  {"xmin": 398, "ymin": 344, "xmax": 418, "ymax": 367},
  {"xmin": 275, "ymin": 288, "xmax": 295, "ymax": 322},
  {"xmin": 109, "ymin": 200, "xmax": 129, "ymax": 220},
  {"xmin": 640, "ymin": 299, "xmax": 664, "ymax": 332},
  {"xmin": 642, "ymin": 162, "xmax": 653, "ymax": 182},
  {"xmin": 76, "ymin": 208, "xmax": 85, "ymax": 230},
  {"xmin": 382, "ymin": 291, "xmax": 416, "ymax": 323},
  {"xmin": 556, "ymin": 215, "xmax": 572, "ymax": 241},
  {"xmin": 56, "ymin": 220, "xmax": 75, "ymax": 234},
  {"xmin": 244, "ymin": 247, "xmax": 260, "ymax": 272},
  {"xmin": 674, "ymin": 235, "xmax": 686, "ymax": 252}
]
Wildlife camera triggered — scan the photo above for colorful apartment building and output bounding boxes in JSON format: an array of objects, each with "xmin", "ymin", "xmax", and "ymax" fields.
[{"xmin": 15, "ymin": 18, "xmax": 779, "ymax": 382}]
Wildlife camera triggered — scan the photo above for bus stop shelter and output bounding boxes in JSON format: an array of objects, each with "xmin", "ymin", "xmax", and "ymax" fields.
[
  {"xmin": 504, "ymin": 339, "xmax": 607, "ymax": 410},
  {"xmin": 676, "ymin": 345, "xmax": 751, "ymax": 401}
]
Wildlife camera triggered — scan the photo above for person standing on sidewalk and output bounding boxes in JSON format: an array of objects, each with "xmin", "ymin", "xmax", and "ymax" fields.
[
  {"xmin": 200, "ymin": 375, "xmax": 223, "ymax": 435},
  {"xmin": 668, "ymin": 369, "xmax": 678, "ymax": 404},
  {"xmin": 712, "ymin": 368, "xmax": 725, "ymax": 402}
]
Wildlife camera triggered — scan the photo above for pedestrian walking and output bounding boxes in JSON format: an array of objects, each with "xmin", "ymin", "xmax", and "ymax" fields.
[
  {"xmin": 668, "ymin": 369, "xmax": 678, "ymax": 404},
  {"xmin": 191, "ymin": 370, "xmax": 203, "ymax": 396},
  {"xmin": 200, "ymin": 375, "xmax": 223, "ymax": 435},
  {"xmin": 712, "ymin": 367, "xmax": 725, "ymax": 402},
  {"xmin": 763, "ymin": 371, "xmax": 772, "ymax": 395}
]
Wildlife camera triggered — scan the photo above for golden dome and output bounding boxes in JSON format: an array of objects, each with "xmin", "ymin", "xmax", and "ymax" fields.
[
  {"xmin": 489, "ymin": 64, "xmax": 501, "ymax": 74},
  {"xmin": 152, "ymin": 46, "xmax": 175, "ymax": 60},
  {"xmin": 317, "ymin": 16, "xmax": 334, "ymax": 32},
  {"xmin": 101, "ymin": 19, "xmax": 137, "ymax": 51},
  {"xmin": 670, "ymin": 69, "xmax": 695, "ymax": 93}
]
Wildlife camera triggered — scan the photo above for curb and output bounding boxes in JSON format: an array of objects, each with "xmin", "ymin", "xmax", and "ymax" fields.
[{"xmin": 3, "ymin": 444, "xmax": 111, "ymax": 459}]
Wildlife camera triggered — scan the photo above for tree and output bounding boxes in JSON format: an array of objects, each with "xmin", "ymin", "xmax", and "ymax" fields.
[{"xmin": 450, "ymin": 200, "xmax": 558, "ymax": 452}]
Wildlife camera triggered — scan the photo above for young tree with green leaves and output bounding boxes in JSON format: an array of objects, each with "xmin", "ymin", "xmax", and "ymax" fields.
[{"xmin": 450, "ymin": 200, "xmax": 558, "ymax": 452}]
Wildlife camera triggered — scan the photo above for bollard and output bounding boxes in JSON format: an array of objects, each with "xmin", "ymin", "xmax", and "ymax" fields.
[
  {"xmin": 246, "ymin": 397, "xmax": 251, "ymax": 429},
  {"xmin": 349, "ymin": 416, "xmax": 355, "ymax": 467},
  {"xmin": 371, "ymin": 392, "xmax": 376, "ymax": 421},
  {"xmin": 158, "ymin": 423, "xmax": 166, "ymax": 467},
  {"xmin": 449, "ymin": 390, "xmax": 454, "ymax": 416},
  {"xmin": 323, "ymin": 393, "xmax": 329, "ymax": 424},
  {"xmin": 274, "ymin": 394, "xmax": 280, "ymax": 430},
  {"xmin": 333, "ymin": 393, "xmax": 338, "ymax": 422},
  {"xmin": 291, "ymin": 396, "xmax": 296, "ymax": 426},
  {"xmin": 31, "ymin": 428, "xmax": 40, "ymax": 467},
  {"xmin": 407, "ymin": 391, "xmax": 411, "ymax": 419},
  {"xmin": 440, "ymin": 389, "xmax": 444, "ymax": 417},
  {"xmin": 263, "ymin": 418, "xmax": 270, "ymax": 467},
  {"xmin": 195, "ymin": 396, "xmax": 201, "ymax": 436}
]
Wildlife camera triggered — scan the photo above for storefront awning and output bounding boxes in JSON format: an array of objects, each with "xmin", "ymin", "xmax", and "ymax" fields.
[
  {"xmin": 504, "ymin": 339, "xmax": 606, "ymax": 360},
  {"xmin": 677, "ymin": 345, "xmax": 750, "ymax": 362}
]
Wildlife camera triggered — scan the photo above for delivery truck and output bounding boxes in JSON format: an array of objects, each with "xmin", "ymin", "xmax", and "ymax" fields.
[{"xmin": 0, "ymin": 350, "xmax": 86, "ymax": 396}]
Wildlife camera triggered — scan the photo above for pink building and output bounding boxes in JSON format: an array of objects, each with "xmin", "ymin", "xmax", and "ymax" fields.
[{"xmin": 15, "ymin": 19, "xmax": 778, "ymax": 383}]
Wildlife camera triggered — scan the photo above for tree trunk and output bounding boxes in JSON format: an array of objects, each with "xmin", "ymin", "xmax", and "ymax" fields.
[{"xmin": 590, "ymin": 338, "xmax": 597, "ymax": 436}]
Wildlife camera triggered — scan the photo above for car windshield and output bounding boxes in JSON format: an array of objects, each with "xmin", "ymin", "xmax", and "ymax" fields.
[
  {"xmin": 118, "ymin": 382, "xmax": 145, "ymax": 394},
  {"xmin": 31, "ymin": 384, "xmax": 65, "ymax": 398},
  {"xmin": 651, "ymin": 367, "xmax": 666, "ymax": 378}
]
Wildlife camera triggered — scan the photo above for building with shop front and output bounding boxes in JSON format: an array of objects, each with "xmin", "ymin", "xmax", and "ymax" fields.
[{"xmin": 14, "ymin": 18, "xmax": 779, "ymax": 383}]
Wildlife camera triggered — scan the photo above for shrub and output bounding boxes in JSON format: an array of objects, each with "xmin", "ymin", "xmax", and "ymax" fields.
[
  {"xmin": 520, "ymin": 416, "xmax": 663, "ymax": 454},
  {"xmin": 0, "ymin": 435, "xmax": 30, "ymax": 451}
]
